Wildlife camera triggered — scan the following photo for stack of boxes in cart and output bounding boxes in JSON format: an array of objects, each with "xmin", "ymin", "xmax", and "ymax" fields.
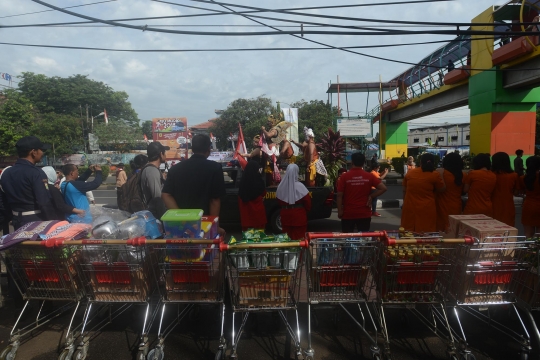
[
  {"xmin": 160, "ymin": 209, "xmax": 220, "ymax": 301},
  {"xmin": 443, "ymin": 214, "xmax": 520, "ymax": 303}
]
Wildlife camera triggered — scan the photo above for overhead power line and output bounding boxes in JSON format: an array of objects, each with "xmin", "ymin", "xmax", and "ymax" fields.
[
  {"xmin": 0, "ymin": 0, "xmax": 117, "ymax": 19},
  {"xmin": 27, "ymin": 0, "xmax": 540, "ymax": 36}
]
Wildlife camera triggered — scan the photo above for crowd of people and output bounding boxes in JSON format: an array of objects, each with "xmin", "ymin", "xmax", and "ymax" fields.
[{"xmin": 400, "ymin": 150, "xmax": 540, "ymax": 238}]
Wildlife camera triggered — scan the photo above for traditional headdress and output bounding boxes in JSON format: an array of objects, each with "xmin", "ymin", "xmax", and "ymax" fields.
[
  {"xmin": 304, "ymin": 127, "xmax": 314, "ymax": 139},
  {"xmin": 271, "ymin": 121, "xmax": 293, "ymax": 144}
]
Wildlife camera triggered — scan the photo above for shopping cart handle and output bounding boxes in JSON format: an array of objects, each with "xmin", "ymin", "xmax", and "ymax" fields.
[
  {"xmin": 126, "ymin": 236, "xmax": 146, "ymax": 246},
  {"xmin": 306, "ymin": 232, "xmax": 385, "ymax": 240},
  {"xmin": 220, "ymin": 240, "xmax": 309, "ymax": 251}
]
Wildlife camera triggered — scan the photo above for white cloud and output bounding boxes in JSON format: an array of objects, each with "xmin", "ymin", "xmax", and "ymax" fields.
[{"xmin": 0, "ymin": 0, "xmax": 504, "ymax": 125}]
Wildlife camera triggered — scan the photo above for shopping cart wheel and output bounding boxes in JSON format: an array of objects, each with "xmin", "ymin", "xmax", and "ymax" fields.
[
  {"xmin": 136, "ymin": 350, "xmax": 147, "ymax": 360},
  {"xmin": 147, "ymin": 348, "xmax": 164, "ymax": 360},
  {"xmin": 372, "ymin": 355, "xmax": 381, "ymax": 360},
  {"xmin": 58, "ymin": 349, "xmax": 72, "ymax": 360},
  {"xmin": 519, "ymin": 350, "xmax": 529, "ymax": 360},
  {"xmin": 72, "ymin": 349, "xmax": 87, "ymax": 360},
  {"xmin": 0, "ymin": 345, "xmax": 16, "ymax": 360},
  {"xmin": 215, "ymin": 349, "xmax": 225, "ymax": 360}
]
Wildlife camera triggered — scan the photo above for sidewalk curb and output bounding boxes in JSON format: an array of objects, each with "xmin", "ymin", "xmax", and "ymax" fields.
[
  {"xmin": 377, "ymin": 199, "xmax": 403, "ymax": 209},
  {"xmin": 98, "ymin": 184, "xmax": 117, "ymax": 190},
  {"xmin": 382, "ymin": 179, "xmax": 403, "ymax": 186}
]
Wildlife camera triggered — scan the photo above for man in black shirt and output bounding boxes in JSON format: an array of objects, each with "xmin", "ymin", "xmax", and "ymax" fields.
[
  {"xmin": 514, "ymin": 149, "xmax": 525, "ymax": 177},
  {"xmin": 162, "ymin": 134, "xmax": 226, "ymax": 234},
  {"xmin": 0, "ymin": 136, "xmax": 56, "ymax": 229}
]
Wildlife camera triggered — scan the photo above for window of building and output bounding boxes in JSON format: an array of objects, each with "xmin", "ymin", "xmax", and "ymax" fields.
[
  {"xmin": 438, "ymin": 137, "xmax": 444, "ymax": 142},
  {"xmin": 465, "ymin": 135, "xmax": 470, "ymax": 140},
  {"xmin": 413, "ymin": 138, "xmax": 419, "ymax": 143},
  {"xmin": 425, "ymin": 137, "xmax": 431, "ymax": 142},
  {"xmin": 451, "ymin": 135, "xmax": 458, "ymax": 141}
]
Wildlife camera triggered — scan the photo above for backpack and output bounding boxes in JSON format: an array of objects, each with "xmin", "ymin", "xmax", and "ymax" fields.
[{"xmin": 117, "ymin": 164, "xmax": 152, "ymax": 213}]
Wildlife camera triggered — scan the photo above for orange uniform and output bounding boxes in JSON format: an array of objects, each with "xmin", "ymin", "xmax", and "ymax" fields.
[
  {"xmin": 401, "ymin": 168, "xmax": 445, "ymax": 232},
  {"xmin": 436, "ymin": 170, "xmax": 465, "ymax": 232},
  {"xmin": 491, "ymin": 172, "xmax": 519, "ymax": 226},
  {"xmin": 520, "ymin": 174, "xmax": 540, "ymax": 227},
  {"xmin": 463, "ymin": 170, "xmax": 496, "ymax": 217}
]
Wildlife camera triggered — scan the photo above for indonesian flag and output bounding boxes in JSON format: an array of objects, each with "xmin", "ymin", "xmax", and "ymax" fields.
[
  {"xmin": 210, "ymin": 132, "xmax": 215, "ymax": 141},
  {"xmin": 103, "ymin": 109, "xmax": 109, "ymax": 125},
  {"xmin": 236, "ymin": 123, "xmax": 247, "ymax": 155},
  {"xmin": 144, "ymin": 134, "xmax": 148, "ymax": 143}
]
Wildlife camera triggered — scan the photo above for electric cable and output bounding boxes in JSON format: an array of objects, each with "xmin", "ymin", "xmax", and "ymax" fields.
[
  {"xmin": 26, "ymin": 0, "xmax": 540, "ymax": 37},
  {"xmin": 0, "ymin": 0, "xmax": 117, "ymax": 20}
]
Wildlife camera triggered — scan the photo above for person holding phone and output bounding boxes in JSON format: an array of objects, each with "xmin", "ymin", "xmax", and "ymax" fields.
[{"xmin": 60, "ymin": 164, "xmax": 102, "ymax": 223}]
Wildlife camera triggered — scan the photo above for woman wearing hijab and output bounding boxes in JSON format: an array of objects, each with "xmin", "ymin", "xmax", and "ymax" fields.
[
  {"xmin": 276, "ymin": 164, "xmax": 312, "ymax": 239},
  {"xmin": 491, "ymin": 152, "xmax": 519, "ymax": 226},
  {"xmin": 435, "ymin": 152, "xmax": 465, "ymax": 232},
  {"xmin": 463, "ymin": 153, "xmax": 497, "ymax": 217},
  {"xmin": 401, "ymin": 153, "xmax": 445, "ymax": 232},
  {"xmin": 42, "ymin": 166, "xmax": 85, "ymax": 221},
  {"xmin": 238, "ymin": 161, "xmax": 267, "ymax": 230}
]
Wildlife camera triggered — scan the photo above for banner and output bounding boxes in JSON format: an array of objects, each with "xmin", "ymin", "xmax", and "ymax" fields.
[
  {"xmin": 337, "ymin": 118, "xmax": 372, "ymax": 137},
  {"xmin": 282, "ymin": 108, "xmax": 299, "ymax": 155},
  {"xmin": 152, "ymin": 117, "xmax": 188, "ymax": 160}
]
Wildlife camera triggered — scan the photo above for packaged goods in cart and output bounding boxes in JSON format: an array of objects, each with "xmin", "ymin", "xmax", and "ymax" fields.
[
  {"xmin": 131, "ymin": 210, "xmax": 163, "ymax": 239},
  {"xmin": 161, "ymin": 209, "xmax": 203, "ymax": 238},
  {"xmin": 117, "ymin": 217, "xmax": 146, "ymax": 239},
  {"xmin": 91, "ymin": 216, "xmax": 119, "ymax": 239},
  {"xmin": 201, "ymin": 215, "xmax": 219, "ymax": 239},
  {"xmin": 445, "ymin": 214, "xmax": 492, "ymax": 238}
]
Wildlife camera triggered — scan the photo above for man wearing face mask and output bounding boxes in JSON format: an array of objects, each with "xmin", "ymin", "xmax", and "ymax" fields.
[{"xmin": 0, "ymin": 136, "xmax": 56, "ymax": 229}]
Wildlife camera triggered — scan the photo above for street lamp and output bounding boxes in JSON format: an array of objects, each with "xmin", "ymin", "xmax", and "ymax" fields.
[{"xmin": 91, "ymin": 112, "xmax": 105, "ymax": 132}]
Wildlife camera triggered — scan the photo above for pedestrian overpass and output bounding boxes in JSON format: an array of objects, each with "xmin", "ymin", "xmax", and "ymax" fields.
[{"xmin": 327, "ymin": 1, "xmax": 540, "ymax": 160}]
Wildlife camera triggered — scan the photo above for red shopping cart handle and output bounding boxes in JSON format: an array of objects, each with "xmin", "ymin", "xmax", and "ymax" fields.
[
  {"xmin": 306, "ymin": 232, "xmax": 386, "ymax": 240},
  {"xmin": 386, "ymin": 236, "xmax": 475, "ymax": 245},
  {"xmin": 141, "ymin": 237, "xmax": 223, "ymax": 246},
  {"xmin": 220, "ymin": 240, "xmax": 309, "ymax": 251}
]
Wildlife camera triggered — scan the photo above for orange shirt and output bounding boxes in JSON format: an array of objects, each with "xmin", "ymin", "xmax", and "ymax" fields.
[
  {"xmin": 401, "ymin": 168, "xmax": 445, "ymax": 232},
  {"xmin": 491, "ymin": 172, "xmax": 518, "ymax": 226},
  {"xmin": 519, "ymin": 174, "xmax": 540, "ymax": 227},
  {"xmin": 436, "ymin": 170, "xmax": 464, "ymax": 232},
  {"xmin": 463, "ymin": 170, "xmax": 497, "ymax": 217},
  {"xmin": 370, "ymin": 170, "xmax": 381, "ymax": 190}
]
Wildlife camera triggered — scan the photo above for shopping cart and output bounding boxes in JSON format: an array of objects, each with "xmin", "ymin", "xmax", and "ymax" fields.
[
  {"xmin": 145, "ymin": 237, "xmax": 225, "ymax": 360},
  {"xmin": 56, "ymin": 238, "xmax": 158, "ymax": 360},
  {"xmin": 0, "ymin": 239, "xmax": 85, "ymax": 360},
  {"xmin": 304, "ymin": 232, "xmax": 384, "ymax": 360},
  {"xmin": 445, "ymin": 236, "xmax": 535, "ymax": 360},
  {"xmin": 374, "ymin": 234, "xmax": 475, "ymax": 360},
  {"xmin": 223, "ymin": 239, "xmax": 308, "ymax": 359}
]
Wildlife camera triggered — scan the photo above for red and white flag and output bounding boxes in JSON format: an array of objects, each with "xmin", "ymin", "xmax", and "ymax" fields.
[
  {"xmin": 210, "ymin": 132, "xmax": 215, "ymax": 141},
  {"xmin": 103, "ymin": 109, "xmax": 109, "ymax": 125},
  {"xmin": 236, "ymin": 123, "xmax": 247, "ymax": 155},
  {"xmin": 143, "ymin": 134, "xmax": 148, "ymax": 143}
]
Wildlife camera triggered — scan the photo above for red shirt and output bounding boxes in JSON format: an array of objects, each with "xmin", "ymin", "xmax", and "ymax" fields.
[
  {"xmin": 238, "ymin": 193, "xmax": 267, "ymax": 229},
  {"xmin": 278, "ymin": 195, "xmax": 312, "ymax": 226},
  {"xmin": 337, "ymin": 168, "xmax": 381, "ymax": 219}
]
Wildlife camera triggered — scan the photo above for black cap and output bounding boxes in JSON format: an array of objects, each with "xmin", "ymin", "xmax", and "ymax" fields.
[
  {"xmin": 147, "ymin": 141, "xmax": 170, "ymax": 159},
  {"xmin": 16, "ymin": 136, "xmax": 51, "ymax": 152},
  {"xmin": 118, "ymin": 163, "xmax": 124, "ymax": 167}
]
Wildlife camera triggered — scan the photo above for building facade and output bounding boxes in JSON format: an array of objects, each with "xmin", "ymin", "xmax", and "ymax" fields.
[{"xmin": 408, "ymin": 123, "xmax": 470, "ymax": 147}]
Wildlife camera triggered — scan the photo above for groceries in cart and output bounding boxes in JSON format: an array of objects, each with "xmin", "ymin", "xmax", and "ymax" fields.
[
  {"xmin": 161, "ymin": 209, "xmax": 204, "ymax": 238},
  {"xmin": 228, "ymin": 229, "xmax": 299, "ymax": 271},
  {"xmin": 91, "ymin": 211, "xmax": 164, "ymax": 240}
]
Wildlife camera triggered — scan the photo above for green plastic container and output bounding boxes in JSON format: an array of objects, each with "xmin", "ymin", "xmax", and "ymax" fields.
[{"xmin": 161, "ymin": 209, "xmax": 203, "ymax": 238}]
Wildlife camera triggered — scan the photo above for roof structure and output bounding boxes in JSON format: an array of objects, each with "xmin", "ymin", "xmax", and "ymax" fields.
[
  {"xmin": 327, "ymin": 82, "xmax": 399, "ymax": 94},
  {"xmin": 190, "ymin": 119, "xmax": 216, "ymax": 130}
]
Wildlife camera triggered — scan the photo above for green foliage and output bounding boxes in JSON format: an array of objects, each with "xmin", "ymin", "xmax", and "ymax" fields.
[
  {"xmin": 141, "ymin": 121, "xmax": 153, "ymax": 139},
  {"xmin": 100, "ymin": 165, "xmax": 110, "ymax": 180},
  {"xmin": 18, "ymin": 72, "xmax": 140, "ymax": 127},
  {"xmin": 210, "ymin": 96, "xmax": 274, "ymax": 150},
  {"xmin": 391, "ymin": 157, "xmax": 406, "ymax": 177},
  {"xmin": 290, "ymin": 100, "xmax": 340, "ymax": 142},
  {"xmin": 0, "ymin": 89, "xmax": 36, "ymax": 155},
  {"xmin": 93, "ymin": 123, "xmax": 143, "ymax": 153},
  {"xmin": 317, "ymin": 128, "xmax": 345, "ymax": 186},
  {"xmin": 31, "ymin": 113, "xmax": 84, "ymax": 156}
]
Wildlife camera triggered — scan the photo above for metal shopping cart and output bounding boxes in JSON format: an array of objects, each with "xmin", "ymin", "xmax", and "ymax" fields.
[
  {"xmin": 223, "ymin": 239, "xmax": 308, "ymax": 359},
  {"xmin": 513, "ymin": 234, "xmax": 540, "ymax": 358},
  {"xmin": 374, "ymin": 234, "xmax": 475, "ymax": 360},
  {"xmin": 0, "ymin": 239, "xmax": 86, "ymax": 360},
  {"xmin": 145, "ymin": 237, "xmax": 225, "ymax": 360},
  {"xmin": 304, "ymin": 232, "xmax": 384, "ymax": 360},
  {"xmin": 444, "ymin": 236, "xmax": 535, "ymax": 360},
  {"xmin": 57, "ymin": 238, "xmax": 158, "ymax": 360}
]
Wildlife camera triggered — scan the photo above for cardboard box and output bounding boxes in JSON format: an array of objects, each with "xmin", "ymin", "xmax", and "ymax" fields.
[
  {"xmin": 446, "ymin": 214, "xmax": 492, "ymax": 238},
  {"xmin": 237, "ymin": 270, "xmax": 291, "ymax": 307},
  {"xmin": 457, "ymin": 219, "xmax": 518, "ymax": 260}
]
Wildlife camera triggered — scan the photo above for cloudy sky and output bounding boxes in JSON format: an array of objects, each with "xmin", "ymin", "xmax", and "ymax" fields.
[{"xmin": 0, "ymin": 0, "xmax": 502, "ymax": 127}]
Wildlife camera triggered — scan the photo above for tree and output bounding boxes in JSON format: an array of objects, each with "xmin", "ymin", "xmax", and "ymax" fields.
[
  {"xmin": 31, "ymin": 113, "xmax": 85, "ymax": 158},
  {"xmin": 0, "ymin": 89, "xmax": 36, "ymax": 155},
  {"xmin": 210, "ymin": 96, "xmax": 274, "ymax": 150},
  {"xmin": 17, "ymin": 72, "xmax": 140, "ymax": 127},
  {"xmin": 290, "ymin": 100, "xmax": 340, "ymax": 142},
  {"xmin": 142, "ymin": 120, "xmax": 153, "ymax": 139},
  {"xmin": 93, "ymin": 123, "xmax": 143, "ymax": 153}
]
